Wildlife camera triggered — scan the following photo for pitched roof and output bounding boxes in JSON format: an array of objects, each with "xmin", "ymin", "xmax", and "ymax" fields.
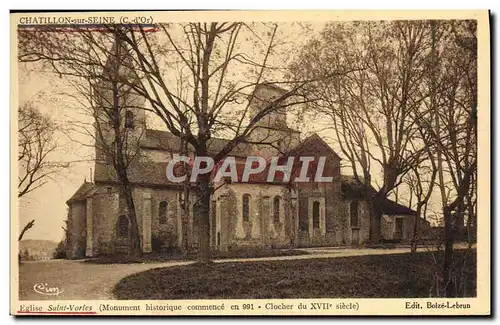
[
  {"xmin": 286, "ymin": 133, "xmax": 341, "ymax": 161},
  {"xmin": 66, "ymin": 182, "xmax": 96, "ymax": 204},
  {"xmin": 341, "ymin": 175, "xmax": 375, "ymax": 198},
  {"xmin": 212, "ymin": 158, "xmax": 295, "ymax": 185},
  {"xmin": 380, "ymin": 199, "xmax": 417, "ymax": 216},
  {"xmin": 140, "ymin": 129, "xmax": 255, "ymax": 156},
  {"xmin": 140, "ymin": 129, "xmax": 182, "ymax": 151},
  {"xmin": 341, "ymin": 175, "xmax": 417, "ymax": 216},
  {"xmin": 94, "ymin": 129, "xmax": 340, "ymax": 186},
  {"xmin": 93, "ymin": 160, "xmax": 178, "ymax": 187}
]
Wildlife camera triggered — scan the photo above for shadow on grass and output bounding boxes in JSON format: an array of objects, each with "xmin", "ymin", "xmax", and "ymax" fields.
[
  {"xmin": 113, "ymin": 249, "xmax": 476, "ymax": 299},
  {"xmin": 83, "ymin": 248, "xmax": 310, "ymax": 264}
]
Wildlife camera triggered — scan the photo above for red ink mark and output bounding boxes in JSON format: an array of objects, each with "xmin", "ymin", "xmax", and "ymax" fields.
[{"xmin": 17, "ymin": 311, "xmax": 97, "ymax": 315}]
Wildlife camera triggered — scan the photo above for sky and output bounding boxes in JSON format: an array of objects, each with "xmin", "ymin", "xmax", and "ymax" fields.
[{"xmin": 18, "ymin": 68, "xmax": 95, "ymax": 242}]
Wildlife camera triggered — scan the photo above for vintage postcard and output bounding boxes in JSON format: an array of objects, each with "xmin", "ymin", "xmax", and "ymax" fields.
[{"xmin": 10, "ymin": 10, "xmax": 490, "ymax": 316}]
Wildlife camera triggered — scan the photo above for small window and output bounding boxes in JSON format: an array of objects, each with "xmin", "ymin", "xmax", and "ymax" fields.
[
  {"xmin": 273, "ymin": 196, "xmax": 281, "ymax": 223},
  {"xmin": 125, "ymin": 110, "xmax": 134, "ymax": 129},
  {"xmin": 350, "ymin": 201, "xmax": 359, "ymax": 228},
  {"xmin": 242, "ymin": 194, "xmax": 250, "ymax": 222},
  {"xmin": 117, "ymin": 215, "xmax": 129, "ymax": 238},
  {"xmin": 106, "ymin": 187, "xmax": 112, "ymax": 194},
  {"xmin": 159, "ymin": 201, "xmax": 167, "ymax": 224},
  {"xmin": 312, "ymin": 201, "xmax": 320, "ymax": 229}
]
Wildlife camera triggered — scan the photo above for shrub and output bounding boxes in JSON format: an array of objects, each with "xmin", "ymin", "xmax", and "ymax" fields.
[{"xmin": 53, "ymin": 240, "xmax": 67, "ymax": 259}]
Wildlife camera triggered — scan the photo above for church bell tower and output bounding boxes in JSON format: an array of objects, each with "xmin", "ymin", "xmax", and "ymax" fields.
[
  {"xmin": 93, "ymin": 34, "xmax": 146, "ymax": 164},
  {"xmin": 247, "ymin": 83, "xmax": 300, "ymax": 158}
]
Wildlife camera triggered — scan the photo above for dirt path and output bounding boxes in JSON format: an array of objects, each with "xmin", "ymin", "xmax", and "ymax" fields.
[
  {"xmin": 18, "ymin": 260, "xmax": 192, "ymax": 300},
  {"xmin": 18, "ymin": 244, "xmax": 472, "ymax": 300}
]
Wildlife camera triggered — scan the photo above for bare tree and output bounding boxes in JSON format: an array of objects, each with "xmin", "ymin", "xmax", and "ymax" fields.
[
  {"xmin": 18, "ymin": 102, "xmax": 66, "ymax": 197},
  {"xmin": 18, "ymin": 102, "xmax": 68, "ymax": 241},
  {"xmin": 290, "ymin": 21, "xmax": 431, "ymax": 242},
  {"xmin": 404, "ymin": 141, "xmax": 437, "ymax": 252},
  {"xmin": 117, "ymin": 22, "xmax": 351, "ymax": 261},
  {"xmin": 83, "ymin": 43, "xmax": 145, "ymax": 254},
  {"xmin": 19, "ymin": 28, "xmax": 154, "ymax": 255},
  {"xmin": 291, "ymin": 20, "xmax": 477, "ymax": 296},
  {"xmin": 19, "ymin": 23, "xmax": 339, "ymax": 262},
  {"xmin": 416, "ymin": 20, "xmax": 477, "ymax": 297}
]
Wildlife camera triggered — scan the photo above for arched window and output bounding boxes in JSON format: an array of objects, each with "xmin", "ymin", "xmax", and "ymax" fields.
[
  {"xmin": 125, "ymin": 110, "xmax": 135, "ymax": 129},
  {"xmin": 312, "ymin": 201, "xmax": 320, "ymax": 229},
  {"xmin": 159, "ymin": 201, "xmax": 167, "ymax": 224},
  {"xmin": 242, "ymin": 194, "xmax": 250, "ymax": 222},
  {"xmin": 117, "ymin": 215, "xmax": 129, "ymax": 238},
  {"xmin": 350, "ymin": 201, "xmax": 359, "ymax": 227},
  {"xmin": 273, "ymin": 196, "xmax": 281, "ymax": 223}
]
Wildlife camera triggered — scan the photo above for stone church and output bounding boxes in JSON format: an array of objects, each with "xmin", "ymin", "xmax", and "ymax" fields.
[{"xmin": 65, "ymin": 44, "xmax": 428, "ymax": 259}]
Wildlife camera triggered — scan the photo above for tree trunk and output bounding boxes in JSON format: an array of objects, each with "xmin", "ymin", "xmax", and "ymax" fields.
[
  {"xmin": 288, "ymin": 185, "xmax": 297, "ymax": 248},
  {"xmin": 179, "ymin": 134, "xmax": 190, "ymax": 252},
  {"xmin": 123, "ymin": 184, "xmax": 141, "ymax": 255},
  {"xmin": 410, "ymin": 205, "xmax": 423, "ymax": 253},
  {"xmin": 181, "ymin": 188, "xmax": 190, "ymax": 252},
  {"xmin": 410, "ymin": 214, "xmax": 419, "ymax": 253},
  {"xmin": 466, "ymin": 173, "xmax": 476, "ymax": 248},
  {"xmin": 116, "ymin": 166, "xmax": 141, "ymax": 256},
  {"xmin": 370, "ymin": 198, "xmax": 382, "ymax": 243},
  {"xmin": 466, "ymin": 198, "xmax": 476, "ymax": 248},
  {"xmin": 455, "ymin": 203, "xmax": 465, "ymax": 242},
  {"xmin": 196, "ymin": 172, "xmax": 212, "ymax": 262},
  {"xmin": 443, "ymin": 207, "xmax": 455, "ymax": 297},
  {"xmin": 182, "ymin": 218, "xmax": 188, "ymax": 252}
]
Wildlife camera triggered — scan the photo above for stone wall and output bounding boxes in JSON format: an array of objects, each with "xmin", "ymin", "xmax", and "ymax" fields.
[
  {"xmin": 213, "ymin": 187, "xmax": 237, "ymax": 251},
  {"xmin": 297, "ymin": 182, "xmax": 343, "ymax": 247},
  {"xmin": 66, "ymin": 202, "xmax": 87, "ymax": 259},
  {"xmin": 148, "ymin": 188, "xmax": 181, "ymax": 251},
  {"xmin": 80, "ymin": 184, "xmax": 183, "ymax": 256},
  {"xmin": 380, "ymin": 214, "xmax": 431, "ymax": 242},
  {"xmin": 71, "ymin": 180, "xmax": 377, "ymax": 257},
  {"xmin": 342, "ymin": 199, "xmax": 371, "ymax": 245},
  {"xmin": 91, "ymin": 186, "xmax": 119, "ymax": 255},
  {"xmin": 380, "ymin": 215, "xmax": 396, "ymax": 240},
  {"xmin": 216, "ymin": 183, "xmax": 295, "ymax": 249}
]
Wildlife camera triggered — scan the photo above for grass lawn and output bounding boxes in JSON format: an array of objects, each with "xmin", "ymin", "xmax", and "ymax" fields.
[
  {"xmin": 113, "ymin": 249, "xmax": 476, "ymax": 299},
  {"xmin": 84, "ymin": 248, "xmax": 309, "ymax": 264}
]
